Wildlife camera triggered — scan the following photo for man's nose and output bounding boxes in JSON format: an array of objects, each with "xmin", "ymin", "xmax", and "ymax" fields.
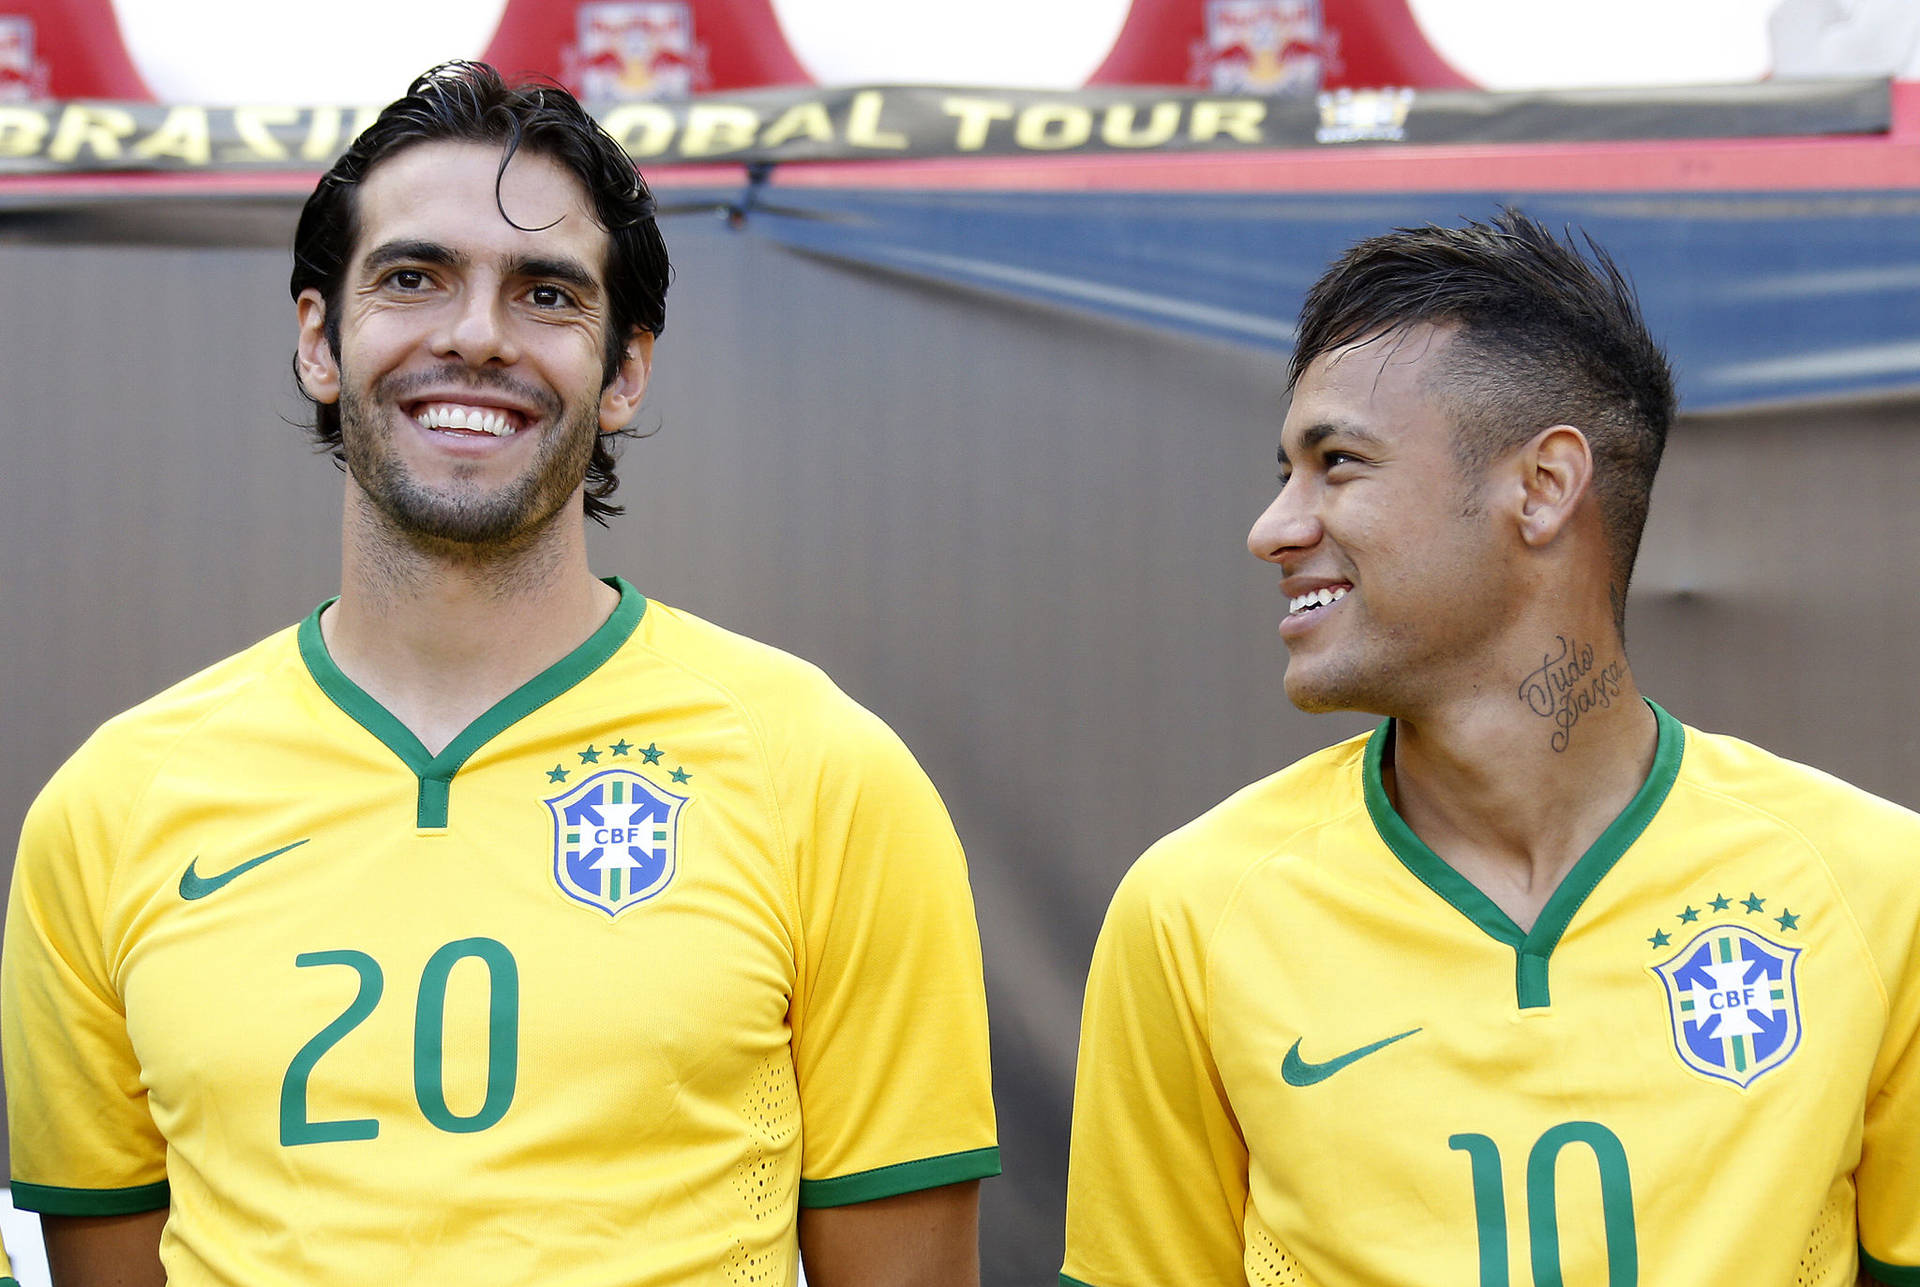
[
  {"xmin": 435, "ymin": 287, "xmax": 518, "ymax": 366},
  {"xmin": 1247, "ymin": 479, "xmax": 1322, "ymax": 563}
]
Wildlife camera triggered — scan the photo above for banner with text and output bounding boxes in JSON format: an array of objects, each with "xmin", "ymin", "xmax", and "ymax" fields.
[{"xmin": 0, "ymin": 79, "xmax": 1890, "ymax": 175}]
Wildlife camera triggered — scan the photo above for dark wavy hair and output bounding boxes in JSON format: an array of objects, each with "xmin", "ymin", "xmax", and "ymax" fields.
[
  {"xmin": 290, "ymin": 60, "xmax": 670, "ymax": 524},
  {"xmin": 1293, "ymin": 209, "xmax": 1674, "ymax": 623}
]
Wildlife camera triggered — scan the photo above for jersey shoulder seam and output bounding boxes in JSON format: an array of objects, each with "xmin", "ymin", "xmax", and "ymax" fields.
[
  {"xmin": 1673, "ymin": 770, "xmax": 1891, "ymax": 1018},
  {"xmin": 84, "ymin": 635, "xmax": 300, "ymax": 986},
  {"xmin": 1199, "ymin": 793, "xmax": 1370, "ymax": 1053},
  {"xmin": 627, "ymin": 618, "xmax": 811, "ymax": 968}
]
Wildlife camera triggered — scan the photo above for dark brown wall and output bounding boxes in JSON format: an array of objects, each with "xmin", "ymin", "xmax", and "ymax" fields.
[{"xmin": 2, "ymin": 223, "xmax": 1914, "ymax": 1283}]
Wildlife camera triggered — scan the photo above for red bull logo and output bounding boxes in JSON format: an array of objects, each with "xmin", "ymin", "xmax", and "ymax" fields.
[
  {"xmin": 0, "ymin": 16, "xmax": 50, "ymax": 102},
  {"xmin": 1191, "ymin": 0, "xmax": 1332, "ymax": 96},
  {"xmin": 563, "ymin": 2, "xmax": 709, "ymax": 102}
]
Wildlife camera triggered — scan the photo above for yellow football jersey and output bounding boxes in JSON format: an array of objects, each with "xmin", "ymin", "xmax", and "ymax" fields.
[
  {"xmin": 1063, "ymin": 703, "xmax": 1920, "ymax": 1287},
  {"xmin": 5, "ymin": 579, "xmax": 998, "ymax": 1287}
]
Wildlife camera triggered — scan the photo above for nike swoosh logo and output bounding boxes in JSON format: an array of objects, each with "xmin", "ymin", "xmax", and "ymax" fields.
[
  {"xmin": 179, "ymin": 840, "xmax": 310, "ymax": 901},
  {"xmin": 1281, "ymin": 1028, "xmax": 1421, "ymax": 1087}
]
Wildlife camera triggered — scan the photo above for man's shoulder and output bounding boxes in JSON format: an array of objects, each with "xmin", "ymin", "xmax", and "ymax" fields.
[
  {"xmin": 59, "ymin": 624, "xmax": 303, "ymax": 779},
  {"xmin": 1114, "ymin": 730, "xmax": 1375, "ymax": 926},
  {"xmin": 1677, "ymin": 721, "xmax": 1920, "ymax": 901},
  {"xmin": 1679, "ymin": 722, "xmax": 1920, "ymax": 840},
  {"xmin": 630, "ymin": 598, "xmax": 910, "ymax": 761},
  {"xmin": 26, "ymin": 624, "xmax": 302, "ymax": 848}
]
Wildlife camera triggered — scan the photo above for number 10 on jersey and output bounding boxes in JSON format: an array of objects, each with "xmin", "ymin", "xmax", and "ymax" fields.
[{"xmin": 1450, "ymin": 1122, "xmax": 1637, "ymax": 1287}]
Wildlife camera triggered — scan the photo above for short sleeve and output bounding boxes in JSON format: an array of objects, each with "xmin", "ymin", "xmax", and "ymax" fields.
[
  {"xmin": 3, "ymin": 764, "xmax": 170, "ymax": 1215},
  {"xmin": 1062, "ymin": 851, "xmax": 1248, "ymax": 1287},
  {"xmin": 1859, "ymin": 905, "xmax": 1920, "ymax": 1285},
  {"xmin": 786, "ymin": 704, "xmax": 998, "ymax": 1207}
]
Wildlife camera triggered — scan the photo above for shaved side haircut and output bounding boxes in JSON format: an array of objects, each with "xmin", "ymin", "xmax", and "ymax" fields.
[{"xmin": 1292, "ymin": 209, "xmax": 1675, "ymax": 625}]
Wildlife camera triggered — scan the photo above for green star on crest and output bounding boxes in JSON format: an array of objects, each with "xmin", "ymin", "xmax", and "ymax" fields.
[
  {"xmin": 610, "ymin": 739, "xmax": 632, "ymax": 756},
  {"xmin": 547, "ymin": 765, "xmax": 569, "ymax": 783},
  {"xmin": 640, "ymin": 743, "xmax": 664, "ymax": 764},
  {"xmin": 1775, "ymin": 909, "xmax": 1800, "ymax": 931},
  {"xmin": 1708, "ymin": 893, "xmax": 1732, "ymax": 912},
  {"xmin": 578, "ymin": 746, "xmax": 602, "ymax": 764},
  {"xmin": 670, "ymin": 766, "xmax": 692, "ymax": 784},
  {"xmin": 1677, "ymin": 905, "xmax": 1700, "ymax": 924},
  {"xmin": 1742, "ymin": 892, "xmax": 1766, "ymax": 914},
  {"xmin": 1648, "ymin": 929, "xmax": 1671, "ymax": 948}
]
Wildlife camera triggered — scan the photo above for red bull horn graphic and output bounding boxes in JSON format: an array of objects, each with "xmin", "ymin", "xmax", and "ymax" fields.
[
  {"xmin": 1191, "ymin": 0, "xmax": 1331, "ymax": 95},
  {"xmin": 0, "ymin": 16, "xmax": 49, "ymax": 102},
  {"xmin": 563, "ymin": 1, "xmax": 709, "ymax": 101}
]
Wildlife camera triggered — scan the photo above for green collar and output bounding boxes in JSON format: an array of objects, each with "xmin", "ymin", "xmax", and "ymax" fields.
[
  {"xmin": 1362, "ymin": 699, "xmax": 1684, "ymax": 1009},
  {"xmin": 298, "ymin": 577, "xmax": 647, "ymax": 828}
]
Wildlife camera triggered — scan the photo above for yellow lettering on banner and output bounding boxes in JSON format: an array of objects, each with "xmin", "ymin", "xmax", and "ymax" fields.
[
  {"xmin": 943, "ymin": 97, "xmax": 1015, "ymax": 151},
  {"xmin": 682, "ymin": 105, "xmax": 759, "ymax": 156},
  {"xmin": 227, "ymin": 105, "xmax": 297, "ymax": 160},
  {"xmin": 1191, "ymin": 100, "xmax": 1265, "ymax": 143},
  {"xmin": 0, "ymin": 106, "xmax": 50, "ymax": 157},
  {"xmin": 1015, "ymin": 104, "xmax": 1092, "ymax": 150},
  {"xmin": 301, "ymin": 106, "xmax": 342, "ymax": 160},
  {"xmin": 846, "ymin": 90, "xmax": 907, "ymax": 149},
  {"xmin": 761, "ymin": 100, "xmax": 834, "ymax": 149},
  {"xmin": 47, "ymin": 103, "xmax": 138, "ymax": 162},
  {"xmin": 1102, "ymin": 102, "xmax": 1182, "ymax": 148},
  {"xmin": 601, "ymin": 104, "xmax": 677, "ymax": 157},
  {"xmin": 131, "ymin": 105, "xmax": 211, "ymax": 165}
]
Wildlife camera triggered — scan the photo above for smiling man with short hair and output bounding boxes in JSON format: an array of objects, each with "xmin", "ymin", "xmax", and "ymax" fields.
[
  {"xmin": 4, "ymin": 62, "xmax": 997, "ymax": 1287},
  {"xmin": 1061, "ymin": 211, "xmax": 1920, "ymax": 1287}
]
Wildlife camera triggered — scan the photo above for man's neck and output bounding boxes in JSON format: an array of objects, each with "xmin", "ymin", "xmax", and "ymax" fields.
[
  {"xmin": 1381, "ymin": 627, "xmax": 1659, "ymax": 934},
  {"xmin": 322, "ymin": 492, "xmax": 619, "ymax": 756}
]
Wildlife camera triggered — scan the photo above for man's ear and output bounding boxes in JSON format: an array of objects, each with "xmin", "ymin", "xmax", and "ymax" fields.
[
  {"xmin": 295, "ymin": 289, "xmax": 340, "ymax": 405},
  {"xmin": 1516, "ymin": 424, "xmax": 1595, "ymax": 548},
  {"xmin": 599, "ymin": 329, "xmax": 655, "ymax": 434}
]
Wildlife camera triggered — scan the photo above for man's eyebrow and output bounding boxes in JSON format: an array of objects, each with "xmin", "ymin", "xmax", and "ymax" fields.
[
  {"xmin": 507, "ymin": 254, "xmax": 601, "ymax": 295},
  {"xmin": 1278, "ymin": 420, "xmax": 1388, "ymax": 466},
  {"xmin": 361, "ymin": 240, "xmax": 464, "ymax": 273}
]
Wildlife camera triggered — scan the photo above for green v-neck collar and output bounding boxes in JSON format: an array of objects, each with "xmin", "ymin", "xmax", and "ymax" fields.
[
  {"xmin": 1361, "ymin": 699, "xmax": 1684, "ymax": 1009},
  {"xmin": 297, "ymin": 577, "xmax": 647, "ymax": 829}
]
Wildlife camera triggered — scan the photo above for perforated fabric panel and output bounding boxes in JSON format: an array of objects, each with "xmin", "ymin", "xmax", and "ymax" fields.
[
  {"xmin": 1798, "ymin": 1181, "xmax": 1857, "ymax": 1287},
  {"xmin": 722, "ymin": 1238, "xmax": 787, "ymax": 1287},
  {"xmin": 735, "ymin": 1053, "xmax": 799, "ymax": 1224},
  {"xmin": 1245, "ymin": 1225, "xmax": 1317, "ymax": 1286}
]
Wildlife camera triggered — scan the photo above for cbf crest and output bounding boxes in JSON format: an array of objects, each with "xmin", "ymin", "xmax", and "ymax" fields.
[
  {"xmin": 1652, "ymin": 925, "xmax": 1802, "ymax": 1088},
  {"xmin": 546, "ymin": 768, "xmax": 688, "ymax": 917}
]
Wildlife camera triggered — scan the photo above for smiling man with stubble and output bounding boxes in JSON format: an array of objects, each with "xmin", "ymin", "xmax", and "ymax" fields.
[{"xmin": 4, "ymin": 61, "xmax": 997, "ymax": 1287}]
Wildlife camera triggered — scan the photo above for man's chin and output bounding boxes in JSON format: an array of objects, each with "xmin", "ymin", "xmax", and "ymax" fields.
[{"xmin": 1282, "ymin": 663, "xmax": 1377, "ymax": 716}]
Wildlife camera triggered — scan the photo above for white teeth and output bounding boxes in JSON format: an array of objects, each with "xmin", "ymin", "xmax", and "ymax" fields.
[
  {"xmin": 416, "ymin": 403, "xmax": 514, "ymax": 436},
  {"xmin": 1287, "ymin": 586, "xmax": 1349, "ymax": 615}
]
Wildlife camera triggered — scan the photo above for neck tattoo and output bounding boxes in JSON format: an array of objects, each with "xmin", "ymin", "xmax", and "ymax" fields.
[{"xmin": 1517, "ymin": 634, "xmax": 1627, "ymax": 753}]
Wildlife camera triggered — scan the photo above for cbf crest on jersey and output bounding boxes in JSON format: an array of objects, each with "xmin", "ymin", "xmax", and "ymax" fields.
[
  {"xmin": 1652, "ymin": 925, "xmax": 1803, "ymax": 1088},
  {"xmin": 546, "ymin": 769, "xmax": 688, "ymax": 917}
]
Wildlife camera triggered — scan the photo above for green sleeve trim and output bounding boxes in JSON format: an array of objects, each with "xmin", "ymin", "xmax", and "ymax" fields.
[
  {"xmin": 1060, "ymin": 1276, "xmax": 1100, "ymax": 1287},
  {"xmin": 2, "ymin": 1276, "xmax": 19, "ymax": 1286},
  {"xmin": 1861, "ymin": 1246, "xmax": 1920, "ymax": 1285},
  {"xmin": 10, "ymin": 1177, "xmax": 170, "ymax": 1215},
  {"xmin": 797, "ymin": 1145, "xmax": 1000, "ymax": 1208}
]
